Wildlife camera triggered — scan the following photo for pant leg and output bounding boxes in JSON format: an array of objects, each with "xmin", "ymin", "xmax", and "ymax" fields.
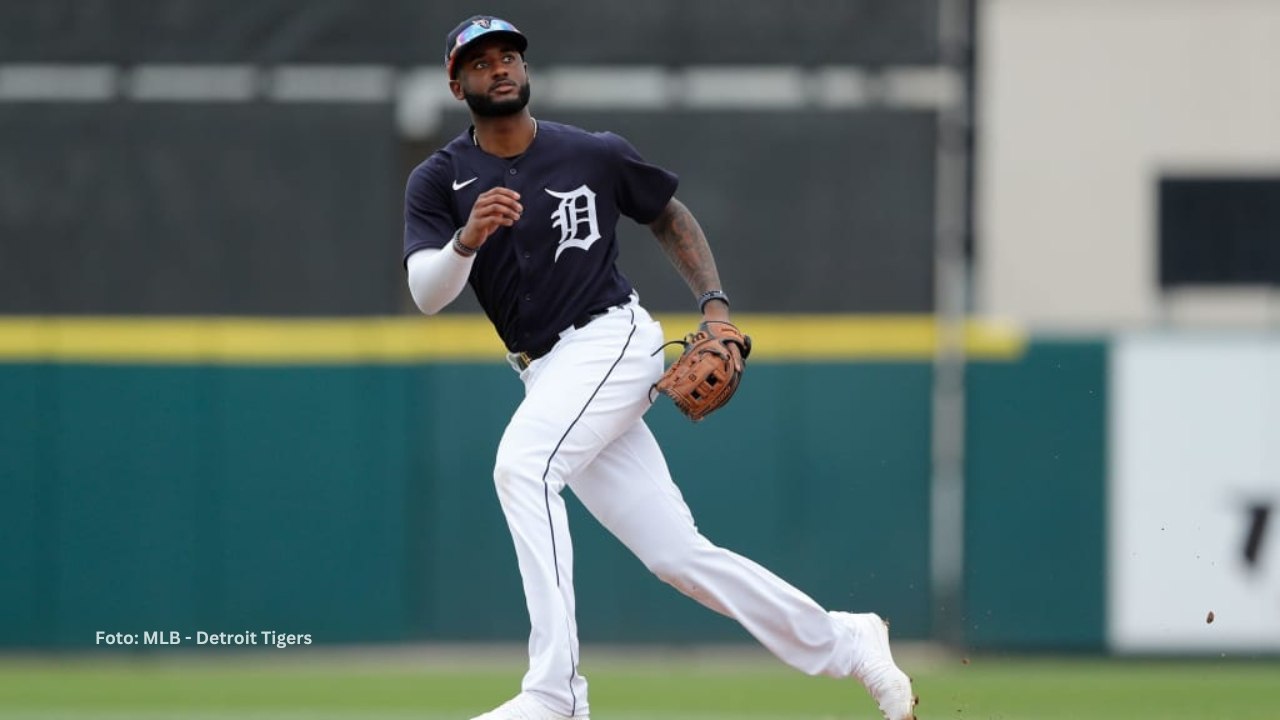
[
  {"xmin": 493, "ymin": 305, "xmax": 665, "ymax": 716},
  {"xmin": 569, "ymin": 419, "xmax": 861, "ymax": 678}
]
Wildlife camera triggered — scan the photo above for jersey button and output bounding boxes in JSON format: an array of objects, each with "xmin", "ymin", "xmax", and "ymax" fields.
[
  {"xmin": 522, "ymin": 251, "xmax": 531, "ymax": 259},
  {"xmin": 509, "ymin": 168, "xmax": 518, "ymax": 175},
  {"xmin": 523, "ymin": 294, "xmax": 531, "ymax": 301}
]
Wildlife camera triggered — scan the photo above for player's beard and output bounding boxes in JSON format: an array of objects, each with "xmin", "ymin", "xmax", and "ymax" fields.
[{"xmin": 464, "ymin": 81, "xmax": 531, "ymax": 118}]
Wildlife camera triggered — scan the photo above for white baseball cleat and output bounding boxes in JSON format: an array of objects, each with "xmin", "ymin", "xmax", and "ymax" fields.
[
  {"xmin": 831, "ymin": 611, "xmax": 919, "ymax": 720},
  {"xmin": 469, "ymin": 692, "xmax": 586, "ymax": 720}
]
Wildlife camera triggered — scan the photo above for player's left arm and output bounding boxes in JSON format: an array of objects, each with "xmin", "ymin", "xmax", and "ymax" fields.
[{"xmin": 647, "ymin": 197, "xmax": 730, "ymax": 322}]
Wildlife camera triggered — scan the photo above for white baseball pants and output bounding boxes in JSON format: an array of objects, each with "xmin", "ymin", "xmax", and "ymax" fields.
[{"xmin": 494, "ymin": 301, "xmax": 863, "ymax": 717}]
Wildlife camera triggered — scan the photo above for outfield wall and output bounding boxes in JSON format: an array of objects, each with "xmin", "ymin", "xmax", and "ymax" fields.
[
  {"xmin": 15, "ymin": 321, "xmax": 1273, "ymax": 655},
  {"xmin": 0, "ymin": 315, "xmax": 1124, "ymax": 651}
]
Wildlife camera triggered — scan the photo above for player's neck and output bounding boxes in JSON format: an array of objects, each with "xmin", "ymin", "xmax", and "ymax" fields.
[{"xmin": 472, "ymin": 113, "xmax": 537, "ymax": 158}]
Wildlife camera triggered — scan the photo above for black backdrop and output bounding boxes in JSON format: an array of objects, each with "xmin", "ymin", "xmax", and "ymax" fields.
[
  {"xmin": 0, "ymin": 0, "xmax": 938, "ymax": 66},
  {"xmin": 0, "ymin": 0, "xmax": 941, "ymax": 315}
]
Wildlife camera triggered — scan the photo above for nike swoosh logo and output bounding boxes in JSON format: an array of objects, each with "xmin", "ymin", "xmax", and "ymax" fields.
[{"xmin": 452, "ymin": 177, "xmax": 478, "ymax": 190}]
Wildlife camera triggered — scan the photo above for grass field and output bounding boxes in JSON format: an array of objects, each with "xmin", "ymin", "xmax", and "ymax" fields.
[{"xmin": 2, "ymin": 647, "xmax": 1277, "ymax": 719}]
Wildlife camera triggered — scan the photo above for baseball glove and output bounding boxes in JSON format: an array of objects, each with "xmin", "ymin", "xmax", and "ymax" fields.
[{"xmin": 654, "ymin": 320, "xmax": 751, "ymax": 422}]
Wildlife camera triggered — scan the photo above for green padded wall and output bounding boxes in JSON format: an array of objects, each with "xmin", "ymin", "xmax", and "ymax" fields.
[
  {"xmin": 964, "ymin": 340, "xmax": 1109, "ymax": 650},
  {"xmin": 1, "ymin": 340, "xmax": 1109, "ymax": 649},
  {"xmin": 1, "ymin": 365, "xmax": 413, "ymax": 647},
  {"xmin": 0, "ymin": 362, "xmax": 933, "ymax": 647}
]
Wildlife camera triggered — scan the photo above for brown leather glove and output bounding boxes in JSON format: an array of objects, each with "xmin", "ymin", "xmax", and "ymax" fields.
[{"xmin": 654, "ymin": 320, "xmax": 751, "ymax": 422}]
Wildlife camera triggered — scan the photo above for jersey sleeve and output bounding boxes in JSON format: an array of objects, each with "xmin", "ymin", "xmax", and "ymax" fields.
[
  {"xmin": 601, "ymin": 132, "xmax": 679, "ymax": 224},
  {"xmin": 402, "ymin": 155, "xmax": 457, "ymax": 266}
]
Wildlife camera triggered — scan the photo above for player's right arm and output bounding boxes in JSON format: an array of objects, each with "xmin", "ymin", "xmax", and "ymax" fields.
[
  {"xmin": 405, "ymin": 247, "xmax": 471, "ymax": 315},
  {"xmin": 402, "ymin": 159, "xmax": 522, "ymax": 315}
]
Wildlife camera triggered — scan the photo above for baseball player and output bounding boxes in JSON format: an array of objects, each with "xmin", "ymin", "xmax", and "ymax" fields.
[{"xmin": 402, "ymin": 15, "xmax": 917, "ymax": 720}]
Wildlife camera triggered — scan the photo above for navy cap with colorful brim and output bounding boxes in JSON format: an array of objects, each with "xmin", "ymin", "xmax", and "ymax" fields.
[{"xmin": 445, "ymin": 16, "xmax": 528, "ymax": 77}]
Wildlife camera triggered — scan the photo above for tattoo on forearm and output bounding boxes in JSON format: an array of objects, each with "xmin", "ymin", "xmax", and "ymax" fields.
[{"xmin": 649, "ymin": 199, "xmax": 722, "ymax": 298}]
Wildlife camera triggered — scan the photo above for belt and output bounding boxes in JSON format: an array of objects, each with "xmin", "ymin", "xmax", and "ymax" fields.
[{"xmin": 513, "ymin": 302, "xmax": 626, "ymax": 371}]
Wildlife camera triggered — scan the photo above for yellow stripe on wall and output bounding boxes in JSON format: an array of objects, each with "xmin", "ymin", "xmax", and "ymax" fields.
[
  {"xmin": 0, "ymin": 315, "xmax": 1025, "ymax": 364},
  {"xmin": 657, "ymin": 314, "xmax": 1026, "ymax": 361}
]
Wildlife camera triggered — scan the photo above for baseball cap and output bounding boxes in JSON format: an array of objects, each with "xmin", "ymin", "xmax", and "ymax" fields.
[{"xmin": 445, "ymin": 15, "xmax": 528, "ymax": 77}]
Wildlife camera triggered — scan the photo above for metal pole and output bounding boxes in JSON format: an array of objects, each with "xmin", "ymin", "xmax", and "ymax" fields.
[{"xmin": 930, "ymin": 0, "xmax": 975, "ymax": 649}]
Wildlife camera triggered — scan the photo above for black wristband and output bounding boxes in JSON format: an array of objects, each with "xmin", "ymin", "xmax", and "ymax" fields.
[
  {"xmin": 697, "ymin": 290, "xmax": 729, "ymax": 312},
  {"xmin": 451, "ymin": 228, "xmax": 477, "ymax": 258}
]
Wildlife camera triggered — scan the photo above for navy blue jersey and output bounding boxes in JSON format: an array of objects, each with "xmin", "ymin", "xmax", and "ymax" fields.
[{"xmin": 403, "ymin": 120, "xmax": 679, "ymax": 354}]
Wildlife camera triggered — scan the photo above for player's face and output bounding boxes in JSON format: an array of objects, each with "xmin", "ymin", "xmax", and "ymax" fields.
[{"xmin": 451, "ymin": 40, "xmax": 531, "ymax": 118}]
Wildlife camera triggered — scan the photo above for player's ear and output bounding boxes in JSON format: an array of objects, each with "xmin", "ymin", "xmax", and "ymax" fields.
[{"xmin": 448, "ymin": 77, "xmax": 464, "ymax": 100}]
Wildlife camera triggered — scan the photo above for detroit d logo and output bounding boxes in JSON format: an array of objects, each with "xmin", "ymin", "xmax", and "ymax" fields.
[{"xmin": 546, "ymin": 185, "xmax": 601, "ymax": 261}]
